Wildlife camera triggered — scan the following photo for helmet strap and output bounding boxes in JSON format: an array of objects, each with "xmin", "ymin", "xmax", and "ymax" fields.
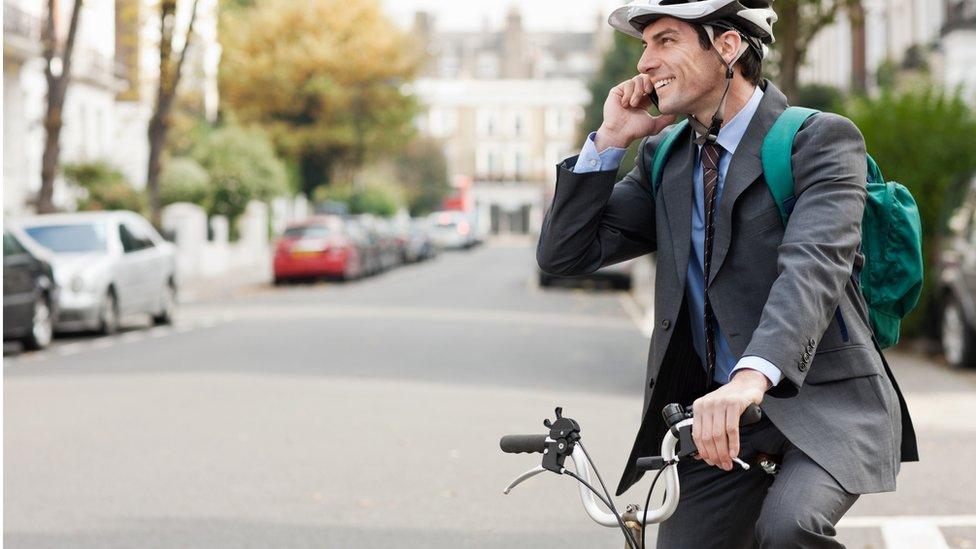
[{"xmin": 690, "ymin": 25, "xmax": 748, "ymax": 146}]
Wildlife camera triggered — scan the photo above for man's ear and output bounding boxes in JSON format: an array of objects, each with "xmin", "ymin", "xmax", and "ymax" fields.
[{"xmin": 717, "ymin": 30, "xmax": 742, "ymax": 65}]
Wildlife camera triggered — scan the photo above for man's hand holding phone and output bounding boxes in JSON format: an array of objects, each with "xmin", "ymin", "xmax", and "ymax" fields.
[{"xmin": 596, "ymin": 74, "xmax": 678, "ymax": 151}]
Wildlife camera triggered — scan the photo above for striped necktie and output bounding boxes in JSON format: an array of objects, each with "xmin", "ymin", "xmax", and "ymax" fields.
[{"xmin": 701, "ymin": 141, "xmax": 723, "ymax": 388}]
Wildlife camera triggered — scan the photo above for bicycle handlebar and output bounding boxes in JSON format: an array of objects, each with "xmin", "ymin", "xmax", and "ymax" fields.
[{"xmin": 500, "ymin": 434, "xmax": 549, "ymax": 454}]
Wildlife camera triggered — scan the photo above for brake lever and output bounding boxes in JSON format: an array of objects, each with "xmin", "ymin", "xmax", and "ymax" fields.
[{"xmin": 502, "ymin": 465, "xmax": 547, "ymax": 494}]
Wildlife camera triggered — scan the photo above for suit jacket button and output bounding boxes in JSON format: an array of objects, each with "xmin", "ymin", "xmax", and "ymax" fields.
[
  {"xmin": 798, "ymin": 362, "xmax": 808, "ymax": 372},
  {"xmin": 661, "ymin": 319, "xmax": 670, "ymax": 330},
  {"xmin": 809, "ymin": 338, "xmax": 816, "ymax": 346}
]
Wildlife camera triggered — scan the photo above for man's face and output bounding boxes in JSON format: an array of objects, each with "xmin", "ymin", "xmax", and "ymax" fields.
[{"xmin": 637, "ymin": 17, "xmax": 725, "ymax": 115}]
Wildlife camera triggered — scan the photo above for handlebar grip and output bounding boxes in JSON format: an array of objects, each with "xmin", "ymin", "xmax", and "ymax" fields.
[
  {"xmin": 500, "ymin": 434, "xmax": 548, "ymax": 454},
  {"xmin": 740, "ymin": 403, "xmax": 762, "ymax": 426}
]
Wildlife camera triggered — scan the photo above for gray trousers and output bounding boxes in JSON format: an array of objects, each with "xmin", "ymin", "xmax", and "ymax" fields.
[{"xmin": 655, "ymin": 415, "xmax": 859, "ymax": 548}]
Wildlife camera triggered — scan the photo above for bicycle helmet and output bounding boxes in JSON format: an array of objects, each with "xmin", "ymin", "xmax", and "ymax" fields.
[{"xmin": 607, "ymin": 0, "xmax": 779, "ymax": 143}]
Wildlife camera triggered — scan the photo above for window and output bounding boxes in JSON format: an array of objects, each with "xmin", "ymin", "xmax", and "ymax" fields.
[
  {"xmin": 3, "ymin": 232, "xmax": 27, "ymax": 257},
  {"xmin": 119, "ymin": 221, "xmax": 155, "ymax": 253},
  {"xmin": 24, "ymin": 223, "xmax": 108, "ymax": 253}
]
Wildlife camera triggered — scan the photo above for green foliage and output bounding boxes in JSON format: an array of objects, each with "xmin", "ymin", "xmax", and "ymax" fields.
[
  {"xmin": 160, "ymin": 157, "xmax": 210, "ymax": 206},
  {"xmin": 313, "ymin": 178, "xmax": 402, "ymax": 218},
  {"xmin": 64, "ymin": 162, "xmax": 146, "ymax": 214},
  {"xmin": 841, "ymin": 86, "xmax": 976, "ymax": 338},
  {"xmin": 190, "ymin": 124, "xmax": 288, "ymax": 222},
  {"xmin": 580, "ymin": 32, "xmax": 647, "ymax": 170},
  {"xmin": 392, "ymin": 137, "xmax": 450, "ymax": 216},
  {"xmin": 794, "ymin": 84, "xmax": 844, "ymax": 111}
]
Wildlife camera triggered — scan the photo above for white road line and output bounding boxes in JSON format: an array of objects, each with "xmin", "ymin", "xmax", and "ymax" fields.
[
  {"xmin": 618, "ymin": 293, "xmax": 655, "ymax": 338},
  {"xmin": 119, "ymin": 332, "xmax": 145, "ymax": 343},
  {"xmin": 147, "ymin": 327, "xmax": 171, "ymax": 338},
  {"xmin": 838, "ymin": 515, "xmax": 976, "ymax": 549},
  {"xmin": 55, "ymin": 343, "xmax": 86, "ymax": 357},
  {"xmin": 840, "ymin": 515, "xmax": 976, "ymax": 527}
]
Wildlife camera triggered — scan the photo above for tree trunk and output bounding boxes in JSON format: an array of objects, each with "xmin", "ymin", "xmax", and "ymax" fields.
[
  {"xmin": 146, "ymin": 0, "xmax": 199, "ymax": 228},
  {"xmin": 777, "ymin": 0, "xmax": 802, "ymax": 103},
  {"xmin": 850, "ymin": 2, "xmax": 867, "ymax": 94},
  {"xmin": 37, "ymin": 0, "xmax": 83, "ymax": 214}
]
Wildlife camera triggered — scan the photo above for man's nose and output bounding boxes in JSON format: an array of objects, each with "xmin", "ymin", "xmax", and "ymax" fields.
[{"xmin": 637, "ymin": 50, "xmax": 662, "ymax": 75}]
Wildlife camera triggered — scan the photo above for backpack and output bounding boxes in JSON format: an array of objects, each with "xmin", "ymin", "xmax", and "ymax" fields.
[{"xmin": 648, "ymin": 107, "xmax": 923, "ymax": 348}]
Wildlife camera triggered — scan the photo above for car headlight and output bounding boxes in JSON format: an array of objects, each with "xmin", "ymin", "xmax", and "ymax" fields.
[{"xmin": 70, "ymin": 275, "xmax": 87, "ymax": 293}]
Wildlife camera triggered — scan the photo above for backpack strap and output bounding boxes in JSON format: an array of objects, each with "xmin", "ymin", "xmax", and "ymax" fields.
[
  {"xmin": 761, "ymin": 106, "xmax": 819, "ymax": 225},
  {"xmin": 650, "ymin": 120, "xmax": 690, "ymax": 199}
]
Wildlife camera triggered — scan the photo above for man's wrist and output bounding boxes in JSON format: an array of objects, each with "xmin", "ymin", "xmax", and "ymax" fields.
[
  {"xmin": 595, "ymin": 125, "xmax": 632, "ymax": 150},
  {"xmin": 731, "ymin": 368, "xmax": 772, "ymax": 392}
]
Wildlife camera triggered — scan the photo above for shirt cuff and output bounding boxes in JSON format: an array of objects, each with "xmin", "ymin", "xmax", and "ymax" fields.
[
  {"xmin": 572, "ymin": 131, "xmax": 628, "ymax": 174},
  {"xmin": 731, "ymin": 356, "xmax": 783, "ymax": 388}
]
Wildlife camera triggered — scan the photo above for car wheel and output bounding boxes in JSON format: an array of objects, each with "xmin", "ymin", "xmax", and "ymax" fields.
[
  {"xmin": 152, "ymin": 282, "xmax": 177, "ymax": 326},
  {"xmin": 942, "ymin": 297, "xmax": 976, "ymax": 368},
  {"xmin": 98, "ymin": 290, "xmax": 119, "ymax": 336},
  {"xmin": 22, "ymin": 294, "xmax": 54, "ymax": 350}
]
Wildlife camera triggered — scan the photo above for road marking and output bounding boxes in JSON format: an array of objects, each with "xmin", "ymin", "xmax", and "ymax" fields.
[
  {"xmin": 55, "ymin": 343, "xmax": 86, "ymax": 357},
  {"xmin": 839, "ymin": 515, "xmax": 976, "ymax": 549},
  {"xmin": 618, "ymin": 293, "xmax": 654, "ymax": 338},
  {"xmin": 196, "ymin": 304, "xmax": 636, "ymax": 331}
]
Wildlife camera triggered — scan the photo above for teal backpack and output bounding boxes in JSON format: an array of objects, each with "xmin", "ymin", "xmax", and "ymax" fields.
[{"xmin": 648, "ymin": 107, "xmax": 923, "ymax": 348}]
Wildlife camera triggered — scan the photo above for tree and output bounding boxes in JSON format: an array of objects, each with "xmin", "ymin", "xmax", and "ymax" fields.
[
  {"xmin": 774, "ymin": 0, "xmax": 860, "ymax": 102},
  {"xmin": 841, "ymin": 86, "xmax": 976, "ymax": 338},
  {"xmin": 147, "ymin": 0, "xmax": 201, "ymax": 227},
  {"xmin": 219, "ymin": 0, "xmax": 420, "ymax": 197},
  {"xmin": 64, "ymin": 162, "xmax": 147, "ymax": 214},
  {"xmin": 579, "ymin": 31, "xmax": 646, "ymax": 170},
  {"xmin": 37, "ymin": 0, "xmax": 84, "ymax": 213},
  {"xmin": 189, "ymin": 124, "xmax": 288, "ymax": 224},
  {"xmin": 160, "ymin": 157, "xmax": 210, "ymax": 206},
  {"xmin": 391, "ymin": 137, "xmax": 450, "ymax": 216}
]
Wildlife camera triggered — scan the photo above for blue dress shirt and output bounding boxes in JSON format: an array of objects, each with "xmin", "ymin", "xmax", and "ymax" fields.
[{"xmin": 571, "ymin": 86, "xmax": 782, "ymax": 387}]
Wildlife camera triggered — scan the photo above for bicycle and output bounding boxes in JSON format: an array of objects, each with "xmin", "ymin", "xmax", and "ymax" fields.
[{"xmin": 500, "ymin": 403, "xmax": 765, "ymax": 549}]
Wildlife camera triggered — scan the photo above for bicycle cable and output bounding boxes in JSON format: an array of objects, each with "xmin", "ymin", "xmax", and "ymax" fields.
[
  {"xmin": 576, "ymin": 441, "xmax": 640, "ymax": 549},
  {"xmin": 563, "ymin": 469, "xmax": 640, "ymax": 549},
  {"xmin": 640, "ymin": 462, "xmax": 675, "ymax": 549}
]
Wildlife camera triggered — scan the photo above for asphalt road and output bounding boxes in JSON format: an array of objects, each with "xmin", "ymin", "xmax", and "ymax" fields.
[{"xmin": 5, "ymin": 240, "xmax": 976, "ymax": 548}]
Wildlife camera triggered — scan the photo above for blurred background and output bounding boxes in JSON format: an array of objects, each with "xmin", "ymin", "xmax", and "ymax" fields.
[{"xmin": 3, "ymin": 0, "xmax": 976, "ymax": 547}]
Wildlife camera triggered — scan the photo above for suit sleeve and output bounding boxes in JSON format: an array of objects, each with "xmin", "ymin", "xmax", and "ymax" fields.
[
  {"xmin": 537, "ymin": 133, "xmax": 663, "ymax": 276},
  {"xmin": 742, "ymin": 113, "xmax": 867, "ymax": 396}
]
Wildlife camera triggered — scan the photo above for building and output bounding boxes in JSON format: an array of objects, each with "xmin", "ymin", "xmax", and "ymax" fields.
[
  {"xmin": 410, "ymin": 8, "xmax": 608, "ymax": 235},
  {"xmin": 2, "ymin": 0, "xmax": 220, "ymax": 217},
  {"xmin": 799, "ymin": 0, "xmax": 975, "ymax": 101}
]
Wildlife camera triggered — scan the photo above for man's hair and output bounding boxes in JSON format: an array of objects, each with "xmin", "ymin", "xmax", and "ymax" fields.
[{"xmin": 691, "ymin": 24, "xmax": 762, "ymax": 86}]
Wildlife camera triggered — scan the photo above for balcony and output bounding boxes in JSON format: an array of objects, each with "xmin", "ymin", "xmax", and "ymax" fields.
[{"xmin": 3, "ymin": 4, "xmax": 42, "ymax": 62}]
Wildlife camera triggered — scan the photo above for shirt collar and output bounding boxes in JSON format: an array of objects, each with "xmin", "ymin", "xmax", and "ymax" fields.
[{"xmin": 699, "ymin": 85, "xmax": 763, "ymax": 155}]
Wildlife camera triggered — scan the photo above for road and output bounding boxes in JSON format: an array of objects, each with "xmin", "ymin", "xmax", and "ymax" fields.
[{"xmin": 5, "ymin": 240, "xmax": 976, "ymax": 548}]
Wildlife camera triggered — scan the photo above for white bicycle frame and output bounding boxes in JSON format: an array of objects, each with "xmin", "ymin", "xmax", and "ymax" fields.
[{"xmin": 502, "ymin": 417, "xmax": 694, "ymax": 527}]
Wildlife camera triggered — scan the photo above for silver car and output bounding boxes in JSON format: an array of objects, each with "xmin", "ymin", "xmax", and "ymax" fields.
[{"xmin": 11, "ymin": 211, "xmax": 177, "ymax": 334}]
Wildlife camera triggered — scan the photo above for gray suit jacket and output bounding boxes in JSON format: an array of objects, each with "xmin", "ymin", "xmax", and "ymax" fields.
[{"xmin": 537, "ymin": 80, "xmax": 918, "ymax": 497}]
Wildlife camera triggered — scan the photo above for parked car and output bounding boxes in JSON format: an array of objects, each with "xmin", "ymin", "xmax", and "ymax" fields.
[
  {"xmin": 11, "ymin": 211, "xmax": 177, "ymax": 334},
  {"xmin": 3, "ymin": 229, "xmax": 59, "ymax": 349},
  {"xmin": 939, "ymin": 179, "xmax": 976, "ymax": 368},
  {"xmin": 273, "ymin": 216, "xmax": 368, "ymax": 283},
  {"xmin": 404, "ymin": 218, "xmax": 438, "ymax": 263},
  {"xmin": 538, "ymin": 258, "xmax": 637, "ymax": 291},
  {"xmin": 427, "ymin": 210, "xmax": 476, "ymax": 250}
]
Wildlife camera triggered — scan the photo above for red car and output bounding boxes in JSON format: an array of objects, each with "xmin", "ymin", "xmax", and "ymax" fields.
[{"xmin": 273, "ymin": 217, "xmax": 365, "ymax": 283}]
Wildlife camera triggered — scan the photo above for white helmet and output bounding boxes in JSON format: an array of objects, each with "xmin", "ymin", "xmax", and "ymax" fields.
[{"xmin": 608, "ymin": 0, "xmax": 778, "ymax": 60}]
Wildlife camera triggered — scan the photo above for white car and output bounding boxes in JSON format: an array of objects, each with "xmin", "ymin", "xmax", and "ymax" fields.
[
  {"xmin": 427, "ymin": 211, "xmax": 476, "ymax": 250},
  {"xmin": 10, "ymin": 211, "xmax": 177, "ymax": 334}
]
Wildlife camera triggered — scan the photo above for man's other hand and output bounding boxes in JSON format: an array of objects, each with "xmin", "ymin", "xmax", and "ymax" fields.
[
  {"xmin": 596, "ymin": 74, "xmax": 677, "ymax": 150},
  {"xmin": 691, "ymin": 370, "xmax": 770, "ymax": 471}
]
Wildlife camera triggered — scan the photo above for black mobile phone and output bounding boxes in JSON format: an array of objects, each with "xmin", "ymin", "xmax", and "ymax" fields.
[{"xmin": 647, "ymin": 88, "xmax": 660, "ymax": 110}]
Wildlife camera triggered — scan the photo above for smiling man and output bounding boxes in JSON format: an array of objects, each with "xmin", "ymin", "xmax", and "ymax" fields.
[{"xmin": 536, "ymin": 0, "xmax": 918, "ymax": 547}]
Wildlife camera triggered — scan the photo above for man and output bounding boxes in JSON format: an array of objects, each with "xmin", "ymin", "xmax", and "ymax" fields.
[{"xmin": 536, "ymin": 0, "xmax": 918, "ymax": 547}]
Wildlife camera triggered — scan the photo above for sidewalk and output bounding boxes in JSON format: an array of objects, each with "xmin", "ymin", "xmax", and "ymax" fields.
[{"xmin": 177, "ymin": 262, "xmax": 272, "ymax": 304}]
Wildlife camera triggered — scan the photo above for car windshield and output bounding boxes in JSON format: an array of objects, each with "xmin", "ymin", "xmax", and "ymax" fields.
[
  {"xmin": 284, "ymin": 226, "xmax": 333, "ymax": 238},
  {"xmin": 24, "ymin": 223, "xmax": 108, "ymax": 253}
]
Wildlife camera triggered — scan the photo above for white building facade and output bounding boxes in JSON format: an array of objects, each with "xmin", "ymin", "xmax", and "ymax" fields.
[{"xmin": 2, "ymin": 0, "xmax": 220, "ymax": 218}]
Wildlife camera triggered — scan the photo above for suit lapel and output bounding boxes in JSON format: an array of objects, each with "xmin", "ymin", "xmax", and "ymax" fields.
[
  {"xmin": 660, "ymin": 127, "xmax": 696, "ymax": 292},
  {"xmin": 707, "ymin": 82, "xmax": 789, "ymax": 288}
]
